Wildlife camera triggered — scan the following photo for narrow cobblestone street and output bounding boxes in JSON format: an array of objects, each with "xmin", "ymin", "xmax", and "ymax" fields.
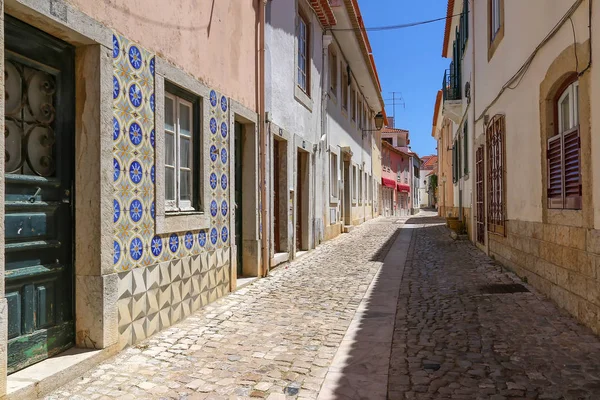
[
  {"xmin": 46, "ymin": 217, "xmax": 403, "ymax": 400},
  {"xmin": 389, "ymin": 212, "xmax": 600, "ymax": 400},
  {"xmin": 46, "ymin": 212, "xmax": 600, "ymax": 400}
]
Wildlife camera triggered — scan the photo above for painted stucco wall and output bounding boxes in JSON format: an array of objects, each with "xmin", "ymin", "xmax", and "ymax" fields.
[
  {"xmin": 265, "ymin": 0, "xmax": 325, "ymax": 251},
  {"xmin": 472, "ymin": 0, "xmax": 591, "ymax": 223},
  {"xmin": 69, "ymin": 0, "xmax": 258, "ymax": 112}
]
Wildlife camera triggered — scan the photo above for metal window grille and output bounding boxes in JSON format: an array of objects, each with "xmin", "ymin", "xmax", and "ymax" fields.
[{"xmin": 486, "ymin": 115, "xmax": 506, "ymax": 235}]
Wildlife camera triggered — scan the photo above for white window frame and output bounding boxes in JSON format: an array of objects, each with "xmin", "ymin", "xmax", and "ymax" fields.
[
  {"xmin": 330, "ymin": 152, "xmax": 338, "ymax": 200},
  {"xmin": 557, "ymin": 81, "xmax": 579, "ymax": 134},
  {"xmin": 329, "ymin": 48, "xmax": 338, "ymax": 98},
  {"xmin": 358, "ymin": 168, "xmax": 363, "ymax": 204},
  {"xmin": 165, "ymin": 92, "xmax": 195, "ymax": 212},
  {"xmin": 352, "ymin": 165, "xmax": 357, "ymax": 203},
  {"xmin": 297, "ymin": 11, "xmax": 309, "ymax": 93}
]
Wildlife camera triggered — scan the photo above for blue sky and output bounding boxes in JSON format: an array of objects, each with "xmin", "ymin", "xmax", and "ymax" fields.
[{"xmin": 358, "ymin": 0, "xmax": 450, "ymax": 157}]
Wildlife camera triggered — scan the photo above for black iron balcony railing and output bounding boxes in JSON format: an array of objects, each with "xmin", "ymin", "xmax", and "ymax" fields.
[{"xmin": 443, "ymin": 68, "xmax": 461, "ymax": 101}]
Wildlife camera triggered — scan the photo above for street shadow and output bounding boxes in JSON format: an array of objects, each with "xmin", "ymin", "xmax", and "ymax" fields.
[{"xmin": 318, "ymin": 216, "xmax": 426, "ymax": 399}]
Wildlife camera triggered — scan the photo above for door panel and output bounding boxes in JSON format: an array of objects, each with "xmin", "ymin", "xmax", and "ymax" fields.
[
  {"xmin": 234, "ymin": 122, "xmax": 243, "ymax": 276},
  {"xmin": 273, "ymin": 140, "xmax": 281, "ymax": 253},
  {"xmin": 4, "ymin": 16, "xmax": 75, "ymax": 373}
]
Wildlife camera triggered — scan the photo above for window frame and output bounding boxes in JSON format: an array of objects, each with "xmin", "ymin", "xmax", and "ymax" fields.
[
  {"xmin": 329, "ymin": 48, "xmax": 338, "ymax": 98},
  {"xmin": 547, "ymin": 79, "xmax": 581, "ymax": 210},
  {"xmin": 488, "ymin": 0, "xmax": 505, "ymax": 60},
  {"xmin": 351, "ymin": 86, "xmax": 357, "ymax": 122},
  {"xmin": 330, "ymin": 152, "xmax": 339, "ymax": 201},
  {"xmin": 164, "ymin": 82, "xmax": 201, "ymax": 213},
  {"xmin": 486, "ymin": 114, "xmax": 506, "ymax": 236},
  {"xmin": 154, "ymin": 59, "xmax": 212, "ymax": 235},
  {"xmin": 352, "ymin": 165, "xmax": 357, "ymax": 203},
  {"xmin": 342, "ymin": 68, "xmax": 349, "ymax": 111},
  {"xmin": 297, "ymin": 8, "xmax": 310, "ymax": 95}
]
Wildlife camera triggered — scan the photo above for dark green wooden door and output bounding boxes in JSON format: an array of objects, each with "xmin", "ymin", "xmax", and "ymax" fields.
[
  {"xmin": 4, "ymin": 16, "xmax": 75, "ymax": 373},
  {"xmin": 234, "ymin": 122, "xmax": 243, "ymax": 276}
]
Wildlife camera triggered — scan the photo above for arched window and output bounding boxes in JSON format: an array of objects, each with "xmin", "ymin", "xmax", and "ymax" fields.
[{"xmin": 547, "ymin": 80, "xmax": 581, "ymax": 210}]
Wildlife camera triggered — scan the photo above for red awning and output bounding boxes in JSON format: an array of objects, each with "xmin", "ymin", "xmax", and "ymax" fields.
[
  {"xmin": 397, "ymin": 183, "xmax": 410, "ymax": 192},
  {"xmin": 382, "ymin": 177, "xmax": 396, "ymax": 188}
]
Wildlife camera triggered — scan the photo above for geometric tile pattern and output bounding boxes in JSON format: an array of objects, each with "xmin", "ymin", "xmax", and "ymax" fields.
[
  {"xmin": 111, "ymin": 32, "xmax": 231, "ymax": 345},
  {"xmin": 117, "ymin": 250, "xmax": 231, "ymax": 347}
]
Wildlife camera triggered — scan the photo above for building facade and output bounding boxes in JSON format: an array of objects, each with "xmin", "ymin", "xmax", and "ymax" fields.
[
  {"xmin": 436, "ymin": 0, "xmax": 600, "ymax": 336},
  {"xmin": 433, "ymin": 90, "xmax": 455, "ymax": 219},
  {"xmin": 0, "ymin": 0, "xmax": 386, "ymax": 395},
  {"xmin": 441, "ymin": 0, "xmax": 473, "ymax": 235}
]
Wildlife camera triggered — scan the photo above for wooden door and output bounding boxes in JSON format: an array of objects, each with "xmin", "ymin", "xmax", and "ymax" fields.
[
  {"xmin": 4, "ymin": 16, "xmax": 75, "ymax": 373},
  {"xmin": 296, "ymin": 152, "xmax": 302, "ymax": 251},
  {"xmin": 476, "ymin": 145, "xmax": 485, "ymax": 244},
  {"xmin": 273, "ymin": 140, "xmax": 281, "ymax": 253},
  {"xmin": 234, "ymin": 122, "xmax": 243, "ymax": 276}
]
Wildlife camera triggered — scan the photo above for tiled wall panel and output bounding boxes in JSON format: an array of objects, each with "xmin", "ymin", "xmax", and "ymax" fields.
[{"xmin": 111, "ymin": 33, "xmax": 231, "ymax": 346}]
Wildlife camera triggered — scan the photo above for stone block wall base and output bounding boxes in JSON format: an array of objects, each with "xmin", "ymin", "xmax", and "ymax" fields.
[
  {"xmin": 324, "ymin": 223, "xmax": 342, "ymax": 242},
  {"xmin": 489, "ymin": 219, "xmax": 600, "ymax": 335}
]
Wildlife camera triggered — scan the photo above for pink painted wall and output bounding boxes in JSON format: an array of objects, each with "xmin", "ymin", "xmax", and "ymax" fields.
[{"xmin": 70, "ymin": 0, "xmax": 259, "ymax": 110}]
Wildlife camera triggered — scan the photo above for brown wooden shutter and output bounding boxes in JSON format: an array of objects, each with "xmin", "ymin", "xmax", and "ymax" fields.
[
  {"xmin": 547, "ymin": 135, "xmax": 563, "ymax": 209},
  {"xmin": 563, "ymin": 127, "xmax": 581, "ymax": 209}
]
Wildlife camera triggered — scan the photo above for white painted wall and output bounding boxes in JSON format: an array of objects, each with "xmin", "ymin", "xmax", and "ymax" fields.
[
  {"xmin": 266, "ymin": 0, "xmax": 325, "ymax": 251},
  {"xmin": 472, "ymin": 0, "xmax": 591, "ymax": 224}
]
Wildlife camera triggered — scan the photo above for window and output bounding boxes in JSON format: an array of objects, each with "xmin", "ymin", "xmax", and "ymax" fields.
[
  {"xmin": 330, "ymin": 153, "xmax": 338, "ymax": 198},
  {"xmin": 359, "ymin": 169, "xmax": 363, "ymax": 203},
  {"xmin": 164, "ymin": 86, "xmax": 199, "ymax": 212},
  {"xmin": 357, "ymin": 98, "xmax": 363, "ymax": 128},
  {"xmin": 351, "ymin": 88, "xmax": 357, "ymax": 121},
  {"xmin": 490, "ymin": 0, "xmax": 501, "ymax": 39},
  {"xmin": 342, "ymin": 69, "xmax": 349, "ymax": 110},
  {"xmin": 297, "ymin": 11, "xmax": 310, "ymax": 94},
  {"xmin": 487, "ymin": 115, "xmax": 506, "ymax": 235},
  {"xmin": 383, "ymin": 138, "xmax": 393, "ymax": 145},
  {"xmin": 547, "ymin": 80, "xmax": 581, "ymax": 210},
  {"xmin": 329, "ymin": 49, "xmax": 337, "ymax": 96},
  {"xmin": 488, "ymin": 0, "xmax": 504, "ymax": 59},
  {"xmin": 353, "ymin": 165, "xmax": 357, "ymax": 201}
]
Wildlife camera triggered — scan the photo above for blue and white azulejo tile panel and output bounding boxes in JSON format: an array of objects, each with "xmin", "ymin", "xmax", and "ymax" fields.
[{"xmin": 112, "ymin": 32, "xmax": 231, "ymax": 273}]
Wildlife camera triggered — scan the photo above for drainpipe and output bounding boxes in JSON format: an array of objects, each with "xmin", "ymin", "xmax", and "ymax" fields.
[
  {"xmin": 471, "ymin": 0, "xmax": 476, "ymax": 243},
  {"xmin": 259, "ymin": 0, "xmax": 269, "ymax": 277}
]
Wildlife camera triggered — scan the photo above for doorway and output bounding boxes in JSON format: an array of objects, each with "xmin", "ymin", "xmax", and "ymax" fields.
[
  {"xmin": 4, "ymin": 17, "xmax": 75, "ymax": 373},
  {"xmin": 273, "ymin": 140, "xmax": 281, "ymax": 253},
  {"xmin": 234, "ymin": 122, "xmax": 243, "ymax": 277},
  {"xmin": 296, "ymin": 150, "xmax": 308, "ymax": 251},
  {"xmin": 343, "ymin": 160, "xmax": 351, "ymax": 225}
]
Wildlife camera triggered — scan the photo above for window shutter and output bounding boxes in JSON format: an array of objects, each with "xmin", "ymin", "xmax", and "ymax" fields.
[
  {"xmin": 452, "ymin": 142, "xmax": 457, "ymax": 183},
  {"xmin": 547, "ymin": 135, "xmax": 563, "ymax": 209},
  {"xmin": 563, "ymin": 127, "xmax": 581, "ymax": 209},
  {"xmin": 463, "ymin": 124, "xmax": 468, "ymax": 175}
]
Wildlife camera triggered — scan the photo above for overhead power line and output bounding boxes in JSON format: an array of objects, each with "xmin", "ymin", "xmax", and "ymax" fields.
[{"xmin": 329, "ymin": 12, "xmax": 466, "ymax": 32}]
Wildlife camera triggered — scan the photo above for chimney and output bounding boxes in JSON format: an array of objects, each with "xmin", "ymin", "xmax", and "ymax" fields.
[{"xmin": 387, "ymin": 116, "xmax": 394, "ymax": 128}]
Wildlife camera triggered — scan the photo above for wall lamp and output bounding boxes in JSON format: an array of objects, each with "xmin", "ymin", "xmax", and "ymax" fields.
[{"xmin": 362, "ymin": 112, "xmax": 385, "ymax": 137}]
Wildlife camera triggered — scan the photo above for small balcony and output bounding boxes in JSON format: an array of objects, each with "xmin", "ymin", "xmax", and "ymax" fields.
[
  {"xmin": 442, "ymin": 67, "xmax": 463, "ymax": 124},
  {"xmin": 442, "ymin": 68, "xmax": 461, "ymax": 101}
]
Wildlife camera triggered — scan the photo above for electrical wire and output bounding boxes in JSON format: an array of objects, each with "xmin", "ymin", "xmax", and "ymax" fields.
[
  {"xmin": 476, "ymin": 0, "xmax": 584, "ymax": 123},
  {"xmin": 330, "ymin": 12, "xmax": 466, "ymax": 32},
  {"xmin": 569, "ymin": 17, "xmax": 579, "ymax": 73}
]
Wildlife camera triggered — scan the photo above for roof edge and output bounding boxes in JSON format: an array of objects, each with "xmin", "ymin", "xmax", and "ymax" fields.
[{"xmin": 442, "ymin": 0, "xmax": 455, "ymax": 58}]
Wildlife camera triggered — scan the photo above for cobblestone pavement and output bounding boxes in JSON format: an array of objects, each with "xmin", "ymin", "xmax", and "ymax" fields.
[
  {"xmin": 47, "ymin": 218, "xmax": 403, "ymax": 400},
  {"xmin": 389, "ymin": 211, "xmax": 600, "ymax": 399}
]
